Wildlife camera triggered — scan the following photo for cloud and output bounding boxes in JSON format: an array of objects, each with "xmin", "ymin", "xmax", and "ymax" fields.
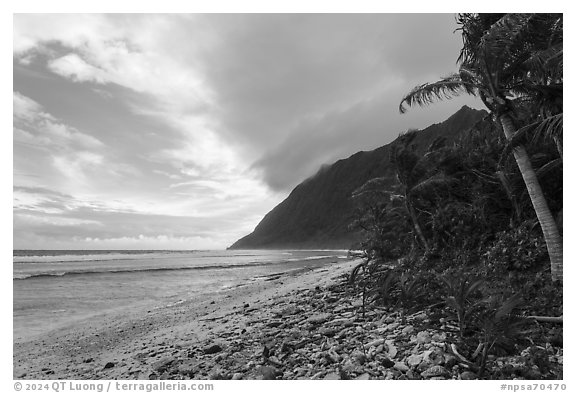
[
  {"xmin": 14, "ymin": 14, "xmax": 262, "ymax": 198},
  {"xmin": 254, "ymin": 88, "xmax": 479, "ymax": 191},
  {"xmin": 16, "ymin": 213, "xmax": 103, "ymax": 227},
  {"xmin": 12, "ymin": 184, "xmax": 272, "ymax": 250},
  {"xmin": 14, "ymin": 91, "xmax": 104, "ymax": 151},
  {"xmin": 13, "ymin": 14, "xmax": 110, "ymax": 54},
  {"xmin": 76, "ymin": 234, "xmax": 225, "ymax": 250},
  {"xmin": 14, "ymin": 14, "xmax": 213, "ymax": 113},
  {"xmin": 48, "ymin": 53, "xmax": 109, "ymax": 83},
  {"xmin": 170, "ymin": 14, "xmax": 482, "ymax": 190},
  {"xmin": 13, "ymin": 14, "xmax": 485, "ymax": 249},
  {"xmin": 13, "ymin": 91, "xmax": 46, "ymax": 120},
  {"xmin": 13, "ymin": 186, "xmax": 74, "ymax": 214},
  {"xmin": 14, "ymin": 14, "xmax": 479, "ymax": 194}
]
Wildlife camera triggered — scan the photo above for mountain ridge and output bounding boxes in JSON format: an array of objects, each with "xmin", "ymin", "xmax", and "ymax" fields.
[{"xmin": 229, "ymin": 105, "xmax": 487, "ymax": 250}]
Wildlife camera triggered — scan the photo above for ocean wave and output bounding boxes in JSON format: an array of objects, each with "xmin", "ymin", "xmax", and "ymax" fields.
[
  {"xmin": 13, "ymin": 251, "xmax": 276, "ymax": 264},
  {"xmin": 283, "ymin": 256, "xmax": 333, "ymax": 262},
  {"xmin": 13, "ymin": 261, "xmax": 284, "ymax": 280}
]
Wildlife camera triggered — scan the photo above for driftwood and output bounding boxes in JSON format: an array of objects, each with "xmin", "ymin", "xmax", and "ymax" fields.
[
  {"xmin": 450, "ymin": 343, "xmax": 473, "ymax": 365},
  {"xmin": 524, "ymin": 315, "xmax": 563, "ymax": 323}
]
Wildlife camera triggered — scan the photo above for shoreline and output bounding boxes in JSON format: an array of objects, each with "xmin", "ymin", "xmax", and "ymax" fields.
[
  {"xmin": 13, "ymin": 256, "xmax": 562, "ymax": 380},
  {"xmin": 14, "ymin": 258, "xmax": 361, "ymax": 379}
]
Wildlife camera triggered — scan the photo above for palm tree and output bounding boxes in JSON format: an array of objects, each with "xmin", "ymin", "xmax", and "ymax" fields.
[
  {"xmin": 390, "ymin": 132, "xmax": 431, "ymax": 251},
  {"xmin": 399, "ymin": 14, "xmax": 563, "ymax": 282},
  {"xmin": 390, "ymin": 132, "xmax": 463, "ymax": 251}
]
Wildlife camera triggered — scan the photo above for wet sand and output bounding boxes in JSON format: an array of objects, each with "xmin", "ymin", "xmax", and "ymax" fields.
[{"xmin": 13, "ymin": 259, "xmax": 360, "ymax": 379}]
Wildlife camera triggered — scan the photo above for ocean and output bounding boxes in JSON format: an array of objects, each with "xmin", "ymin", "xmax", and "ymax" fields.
[{"xmin": 13, "ymin": 249, "xmax": 349, "ymax": 342}]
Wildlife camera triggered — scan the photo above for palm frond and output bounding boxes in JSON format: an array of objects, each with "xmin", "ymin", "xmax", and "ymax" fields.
[
  {"xmin": 522, "ymin": 44, "xmax": 563, "ymax": 77},
  {"xmin": 352, "ymin": 177, "xmax": 394, "ymax": 199},
  {"xmin": 458, "ymin": 65, "xmax": 483, "ymax": 85},
  {"xmin": 399, "ymin": 75, "xmax": 478, "ymax": 114},
  {"xmin": 531, "ymin": 113, "xmax": 563, "ymax": 141},
  {"xmin": 480, "ymin": 14, "xmax": 534, "ymax": 60},
  {"xmin": 496, "ymin": 113, "xmax": 562, "ymax": 168},
  {"xmin": 494, "ymin": 293, "xmax": 523, "ymax": 320},
  {"xmin": 409, "ymin": 173, "xmax": 458, "ymax": 196},
  {"xmin": 536, "ymin": 158, "xmax": 562, "ymax": 179}
]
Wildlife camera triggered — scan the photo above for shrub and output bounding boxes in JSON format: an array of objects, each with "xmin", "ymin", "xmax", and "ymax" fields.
[
  {"xmin": 482, "ymin": 221, "xmax": 548, "ymax": 274},
  {"xmin": 440, "ymin": 272, "xmax": 487, "ymax": 338}
]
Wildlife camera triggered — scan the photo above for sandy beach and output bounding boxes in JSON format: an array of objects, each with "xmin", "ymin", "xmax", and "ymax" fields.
[{"xmin": 13, "ymin": 259, "xmax": 360, "ymax": 380}]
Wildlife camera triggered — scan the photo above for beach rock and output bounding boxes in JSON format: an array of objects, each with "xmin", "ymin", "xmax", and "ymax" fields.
[
  {"xmin": 444, "ymin": 354, "xmax": 458, "ymax": 369},
  {"xmin": 151, "ymin": 357, "xmax": 175, "ymax": 373},
  {"xmin": 421, "ymin": 365, "xmax": 450, "ymax": 378},
  {"xmin": 257, "ymin": 366, "xmax": 279, "ymax": 380},
  {"xmin": 431, "ymin": 332, "xmax": 447, "ymax": 342},
  {"xmin": 294, "ymin": 367, "xmax": 308, "ymax": 377},
  {"xmin": 307, "ymin": 313, "xmax": 332, "ymax": 324},
  {"xmin": 352, "ymin": 350, "xmax": 367, "ymax": 365},
  {"xmin": 318, "ymin": 327, "xmax": 338, "ymax": 337},
  {"xmin": 203, "ymin": 344, "xmax": 222, "ymax": 355},
  {"xmin": 394, "ymin": 362, "xmax": 409, "ymax": 372},
  {"xmin": 381, "ymin": 357, "xmax": 395, "ymax": 368},
  {"xmin": 417, "ymin": 360, "xmax": 434, "ymax": 373},
  {"xmin": 103, "ymin": 362, "xmax": 115, "ymax": 369},
  {"xmin": 460, "ymin": 371, "xmax": 477, "ymax": 380},
  {"xmin": 83, "ymin": 358, "xmax": 94, "ymax": 363},
  {"xmin": 273, "ymin": 305, "xmax": 301, "ymax": 317},
  {"xmin": 385, "ymin": 340, "xmax": 398, "ymax": 358},
  {"xmin": 231, "ymin": 373, "xmax": 243, "ymax": 380},
  {"xmin": 327, "ymin": 318, "xmax": 354, "ymax": 327},
  {"xmin": 326, "ymin": 349, "xmax": 342, "ymax": 363},
  {"xmin": 366, "ymin": 338, "xmax": 386, "ymax": 348},
  {"xmin": 323, "ymin": 372, "xmax": 341, "ymax": 380},
  {"xmin": 355, "ymin": 373, "xmax": 371, "ymax": 380},
  {"xmin": 383, "ymin": 315, "xmax": 396, "ymax": 323},
  {"xmin": 267, "ymin": 356, "xmax": 283, "ymax": 368},
  {"xmin": 406, "ymin": 354, "xmax": 423, "ymax": 367},
  {"xmin": 402, "ymin": 326, "xmax": 415, "ymax": 335},
  {"xmin": 423, "ymin": 348, "xmax": 446, "ymax": 366},
  {"xmin": 177, "ymin": 361, "xmax": 198, "ymax": 377},
  {"xmin": 279, "ymin": 341, "xmax": 293, "ymax": 353},
  {"xmin": 416, "ymin": 331, "xmax": 431, "ymax": 344},
  {"xmin": 208, "ymin": 368, "xmax": 225, "ymax": 380}
]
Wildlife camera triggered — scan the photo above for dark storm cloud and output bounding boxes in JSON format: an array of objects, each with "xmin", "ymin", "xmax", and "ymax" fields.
[
  {"xmin": 193, "ymin": 14, "xmax": 482, "ymax": 190},
  {"xmin": 253, "ymin": 91, "xmax": 479, "ymax": 190}
]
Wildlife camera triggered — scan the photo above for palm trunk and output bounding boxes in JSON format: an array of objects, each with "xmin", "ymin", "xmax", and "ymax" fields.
[
  {"xmin": 406, "ymin": 198, "xmax": 428, "ymax": 251},
  {"xmin": 496, "ymin": 170, "xmax": 522, "ymax": 222},
  {"xmin": 499, "ymin": 114, "xmax": 563, "ymax": 282}
]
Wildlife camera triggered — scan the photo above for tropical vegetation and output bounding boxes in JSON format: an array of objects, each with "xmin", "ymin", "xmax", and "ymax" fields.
[{"xmin": 349, "ymin": 13, "xmax": 562, "ymax": 379}]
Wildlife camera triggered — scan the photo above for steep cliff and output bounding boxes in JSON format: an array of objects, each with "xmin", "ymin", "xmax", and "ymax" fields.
[{"xmin": 230, "ymin": 106, "xmax": 487, "ymax": 249}]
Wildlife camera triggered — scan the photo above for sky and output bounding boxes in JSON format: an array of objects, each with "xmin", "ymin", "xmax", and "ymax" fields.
[{"xmin": 13, "ymin": 13, "xmax": 483, "ymax": 250}]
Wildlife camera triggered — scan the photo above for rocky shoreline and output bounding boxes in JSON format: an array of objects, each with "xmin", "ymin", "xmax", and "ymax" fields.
[
  {"xmin": 147, "ymin": 284, "xmax": 562, "ymax": 380},
  {"xmin": 14, "ymin": 259, "xmax": 562, "ymax": 380}
]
